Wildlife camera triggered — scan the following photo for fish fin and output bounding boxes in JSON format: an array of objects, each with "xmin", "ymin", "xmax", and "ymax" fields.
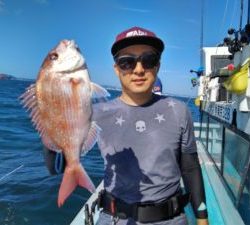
[
  {"xmin": 19, "ymin": 83, "xmax": 37, "ymax": 110},
  {"xmin": 81, "ymin": 121, "xmax": 102, "ymax": 155},
  {"xmin": 90, "ymin": 82, "xmax": 110, "ymax": 99},
  {"xmin": 19, "ymin": 84, "xmax": 41, "ymax": 132},
  {"xmin": 57, "ymin": 164, "xmax": 95, "ymax": 207},
  {"xmin": 20, "ymin": 83, "xmax": 60, "ymax": 152}
]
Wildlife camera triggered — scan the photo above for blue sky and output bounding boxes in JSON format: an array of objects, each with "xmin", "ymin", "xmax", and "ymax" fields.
[{"xmin": 0, "ymin": 0, "xmax": 247, "ymax": 96}]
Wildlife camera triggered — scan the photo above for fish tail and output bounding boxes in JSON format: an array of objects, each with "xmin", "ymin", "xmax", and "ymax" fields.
[{"xmin": 57, "ymin": 164, "xmax": 95, "ymax": 207}]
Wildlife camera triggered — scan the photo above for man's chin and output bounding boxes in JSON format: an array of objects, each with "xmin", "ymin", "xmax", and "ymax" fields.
[{"xmin": 129, "ymin": 86, "xmax": 152, "ymax": 94}]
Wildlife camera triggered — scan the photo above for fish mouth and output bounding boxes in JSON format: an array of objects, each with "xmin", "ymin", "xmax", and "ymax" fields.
[
  {"xmin": 61, "ymin": 63, "xmax": 87, "ymax": 74},
  {"xmin": 55, "ymin": 39, "xmax": 86, "ymax": 73},
  {"xmin": 59, "ymin": 52, "xmax": 87, "ymax": 73},
  {"xmin": 61, "ymin": 40, "xmax": 75, "ymax": 48}
]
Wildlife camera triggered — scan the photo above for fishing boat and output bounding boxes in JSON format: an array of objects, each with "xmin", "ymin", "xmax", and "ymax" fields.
[
  {"xmin": 70, "ymin": 49, "xmax": 250, "ymax": 225},
  {"xmin": 192, "ymin": 37, "xmax": 250, "ymax": 225}
]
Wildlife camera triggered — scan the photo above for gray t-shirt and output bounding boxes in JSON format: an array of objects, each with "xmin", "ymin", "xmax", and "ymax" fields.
[{"xmin": 93, "ymin": 94, "xmax": 197, "ymax": 204}]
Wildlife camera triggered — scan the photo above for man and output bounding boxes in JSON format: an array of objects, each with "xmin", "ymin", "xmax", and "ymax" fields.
[
  {"xmin": 152, "ymin": 77, "xmax": 163, "ymax": 95},
  {"xmin": 45, "ymin": 26, "xmax": 209, "ymax": 225}
]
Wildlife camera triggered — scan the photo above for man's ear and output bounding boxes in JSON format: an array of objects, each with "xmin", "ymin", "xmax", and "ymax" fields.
[{"xmin": 114, "ymin": 64, "xmax": 120, "ymax": 77}]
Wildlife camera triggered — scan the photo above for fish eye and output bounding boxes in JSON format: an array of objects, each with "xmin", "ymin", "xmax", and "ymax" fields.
[{"xmin": 49, "ymin": 52, "xmax": 58, "ymax": 60}]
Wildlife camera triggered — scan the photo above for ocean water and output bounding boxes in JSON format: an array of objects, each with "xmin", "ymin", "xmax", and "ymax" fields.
[{"xmin": 0, "ymin": 79, "xmax": 200, "ymax": 225}]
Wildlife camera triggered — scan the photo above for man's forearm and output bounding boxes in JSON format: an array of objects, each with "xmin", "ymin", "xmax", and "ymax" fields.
[{"xmin": 180, "ymin": 152, "xmax": 208, "ymax": 220}]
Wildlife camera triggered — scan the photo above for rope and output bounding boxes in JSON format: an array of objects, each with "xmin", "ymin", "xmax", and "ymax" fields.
[
  {"xmin": 230, "ymin": 0, "xmax": 238, "ymax": 27},
  {"xmin": 215, "ymin": 0, "xmax": 229, "ymax": 55},
  {"xmin": 219, "ymin": 0, "xmax": 229, "ymax": 38}
]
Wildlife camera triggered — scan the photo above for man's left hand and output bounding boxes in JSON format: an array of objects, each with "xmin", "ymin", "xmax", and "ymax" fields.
[{"xmin": 197, "ymin": 218, "xmax": 209, "ymax": 225}]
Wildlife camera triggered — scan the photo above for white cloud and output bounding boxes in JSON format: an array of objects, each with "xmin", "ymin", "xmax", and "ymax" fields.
[
  {"xmin": 115, "ymin": 6, "xmax": 150, "ymax": 13},
  {"xmin": 14, "ymin": 8, "xmax": 24, "ymax": 16},
  {"xmin": 184, "ymin": 18, "xmax": 199, "ymax": 25},
  {"xmin": 159, "ymin": 69, "xmax": 180, "ymax": 75},
  {"xmin": 0, "ymin": 0, "xmax": 4, "ymax": 12},
  {"xmin": 34, "ymin": 0, "xmax": 49, "ymax": 4}
]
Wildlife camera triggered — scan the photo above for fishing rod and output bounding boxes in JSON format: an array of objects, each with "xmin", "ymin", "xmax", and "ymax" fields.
[
  {"xmin": 190, "ymin": 0, "xmax": 205, "ymax": 78},
  {"xmin": 188, "ymin": 0, "xmax": 204, "ymax": 107},
  {"xmin": 200, "ymin": 0, "xmax": 204, "ymax": 66},
  {"xmin": 0, "ymin": 165, "xmax": 24, "ymax": 183},
  {"xmin": 248, "ymin": 0, "xmax": 250, "ymax": 24},
  {"xmin": 223, "ymin": 0, "xmax": 250, "ymax": 58},
  {"xmin": 240, "ymin": 0, "xmax": 244, "ymax": 31}
]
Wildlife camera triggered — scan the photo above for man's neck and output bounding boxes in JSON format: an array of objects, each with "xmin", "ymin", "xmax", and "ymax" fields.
[{"xmin": 119, "ymin": 92, "xmax": 153, "ymax": 106}]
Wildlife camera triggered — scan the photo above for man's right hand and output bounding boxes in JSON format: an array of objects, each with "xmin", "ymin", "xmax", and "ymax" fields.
[{"xmin": 197, "ymin": 218, "xmax": 209, "ymax": 225}]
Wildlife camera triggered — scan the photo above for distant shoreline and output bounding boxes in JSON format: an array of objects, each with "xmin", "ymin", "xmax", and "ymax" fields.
[
  {"xmin": 0, "ymin": 74, "xmax": 35, "ymax": 82},
  {"xmin": 0, "ymin": 74, "xmax": 16, "ymax": 80},
  {"xmin": 0, "ymin": 77, "xmax": 195, "ymax": 98}
]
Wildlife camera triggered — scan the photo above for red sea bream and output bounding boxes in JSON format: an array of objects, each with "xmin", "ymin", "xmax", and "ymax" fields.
[{"xmin": 20, "ymin": 40, "xmax": 109, "ymax": 207}]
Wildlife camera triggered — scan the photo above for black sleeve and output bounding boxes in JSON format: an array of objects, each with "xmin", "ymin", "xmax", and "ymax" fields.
[
  {"xmin": 180, "ymin": 152, "xmax": 208, "ymax": 219},
  {"xmin": 43, "ymin": 147, "xmax": 66, "ymax": 175}
]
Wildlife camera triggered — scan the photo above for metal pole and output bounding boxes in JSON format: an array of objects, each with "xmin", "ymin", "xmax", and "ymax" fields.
[
  {"xmin": 200, "ymin": 0, "xmax": 204, "ymax": 66},
  {"xmin": 248, "ymin": 0, "xmax": 250, "ymax": 24},
  {"xmin": 240, "ymin": 0, "xmax": 244, "ymax": 30}
]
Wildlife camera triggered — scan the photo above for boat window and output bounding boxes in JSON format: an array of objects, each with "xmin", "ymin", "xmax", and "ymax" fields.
[
  {"xmin": 211, "ymin": 55, "xmax": 232, "ymax": 73},
  {"xmin": 200, "ymin": 113, "xmax": 208, "ymax": 149},
  {"xmin": 223, "ymin": 128, "xmax": 250, "ymax": 198},
  {"xmin": 207, "ymin": 118, "xmax": 223, "ymax": 169},
  {"xmin": 238, "ymin": 166, "xmax": 250, "ymax": 225}
]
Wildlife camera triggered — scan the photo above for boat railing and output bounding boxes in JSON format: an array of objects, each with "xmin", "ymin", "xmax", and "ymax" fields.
[{"xmin": 195, "ymin": 112, "xmax": 250, "ymax": 225}]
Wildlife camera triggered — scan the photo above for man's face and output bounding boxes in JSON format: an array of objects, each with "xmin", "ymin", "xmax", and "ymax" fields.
[{"xmin": 114, "ymin": 45, "xmax": 160, "ymax": 96}]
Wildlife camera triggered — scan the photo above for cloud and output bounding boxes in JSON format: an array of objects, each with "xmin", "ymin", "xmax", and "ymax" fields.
[
  {"xmin": 159, "ymin": 69, "xmax": 180, "ymax": 75},
  {"xmin": 14, "ymin": 8, "xmax": 24, "ymax": 16},
  {"xmin": 115, "ymin": 6, "xmax": 150, "ymax": 13},
  {"xmin": 167, "ymin": 45, "xmax": 183, "ymax": 49},
  {"xmin": 0, "ymin": 0, "xmax": 4, "ymax": 12},
  {"xmin": 34, "ymin": 0, "xmax": 49, "ymax": 4},
  {"xmin": 184, "ymin": 18, "xmax": 199, "ymax": 25}
]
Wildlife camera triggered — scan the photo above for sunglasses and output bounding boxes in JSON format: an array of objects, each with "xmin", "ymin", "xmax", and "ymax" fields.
[{"xmin": 115, "ymin": 52, "xmax": 160, "ymax": 71}]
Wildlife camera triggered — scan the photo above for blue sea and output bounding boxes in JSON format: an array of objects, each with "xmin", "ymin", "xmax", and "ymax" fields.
[{"xmin": 0, "ymin": 79, "xmax": 200, "ymax": 225}]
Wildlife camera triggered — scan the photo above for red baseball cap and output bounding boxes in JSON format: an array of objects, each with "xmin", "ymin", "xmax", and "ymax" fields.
[{"xmin": 111, "ymin": 26, "xmax": 164, "ymax": 56}]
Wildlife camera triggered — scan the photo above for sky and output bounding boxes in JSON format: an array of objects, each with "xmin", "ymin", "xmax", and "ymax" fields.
[{"xmin": 0, "ymin": 0, "xmax": 248, "ymax": 97}]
